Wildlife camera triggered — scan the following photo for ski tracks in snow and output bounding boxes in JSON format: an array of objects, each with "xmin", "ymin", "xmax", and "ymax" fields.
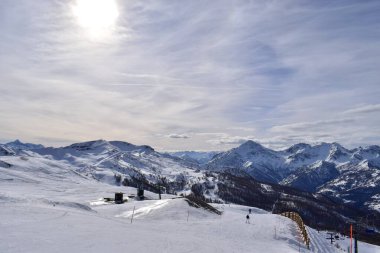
[
  {"xmin": 94, "ymin": 151, "xmax": 122, "ymax": 166},
  {"xmin": 116, "ymin": 199, "xmax": 171, "ymax": 219},
  {"xmin": 307, "ymin": 227, "xmax": 336, "ymax": 253}
]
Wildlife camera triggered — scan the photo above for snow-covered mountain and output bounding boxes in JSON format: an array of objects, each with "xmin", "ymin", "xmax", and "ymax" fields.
[
  {"xmin": 205, "ymin": 141, "xmax": 286, "ymax": 183},
  {"xmin": 207, "ymin": 141, "xmax": 379, "ymax": 181},
  {"xmin": 205, "ymin": 140, "xmax": 380, "ymax": 211},
  {"xmin": 13, "ymin": 139, "xmax": 204, "ymax": 194},
  {"xmin": 281, "ymin": 161, "xmax": 340, "ymax": 192},
  {"xmin": 4, "ymin": 139, "xmax": 44, "ymax": 150}
]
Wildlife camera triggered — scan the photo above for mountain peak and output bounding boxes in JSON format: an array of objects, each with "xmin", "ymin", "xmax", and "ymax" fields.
[
  {"xmin": 238, "ymin": 140, "xmax": 263, "ymax": 150},
  {"xmin": 7, "ymin": 139, "xmax": 23, "ymax": 145}
]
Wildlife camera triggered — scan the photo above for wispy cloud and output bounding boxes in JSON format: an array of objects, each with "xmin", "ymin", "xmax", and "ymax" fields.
[
  {"xmin": 271, "ymin": 118, "xmax": 355, "ymax": 133},
  {"xmin": 343, "ymin": 104, "xmax": 380, "ymax": 114}
]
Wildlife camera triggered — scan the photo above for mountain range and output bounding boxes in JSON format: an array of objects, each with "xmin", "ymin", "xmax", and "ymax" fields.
[{"xmin": 202, "ymin": 140, "xmax": 380, "ymax": 212}]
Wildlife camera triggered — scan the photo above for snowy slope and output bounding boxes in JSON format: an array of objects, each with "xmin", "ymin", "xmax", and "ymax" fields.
[{"xmin": 1, "ymin": 158, "xmax": 379, "ymax": 253}]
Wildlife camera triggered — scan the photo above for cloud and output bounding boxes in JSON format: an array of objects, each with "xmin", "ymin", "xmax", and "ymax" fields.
[
  {"xmin": 167, "ymin": 134, "xmax": 190, "ymax": 139},
  {"xmin": 0, "ymin": 0, "xmax": 379, "ymax": 150},
  {"xmin": 343, "ymin": 104, "xmax": 380, "ymax": 114},
  {"xmin": 271, "ymin": 118, "xmax": 355, "ymax": 133},
  {"xmin": 207, "ymin": 135, "xmax": 255, "ymax": 145}
]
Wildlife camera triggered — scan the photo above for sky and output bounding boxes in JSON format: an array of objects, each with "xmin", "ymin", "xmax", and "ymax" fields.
[{"xmin": 0, "ymin": 0, "xmax": 380, "ymax": 151}]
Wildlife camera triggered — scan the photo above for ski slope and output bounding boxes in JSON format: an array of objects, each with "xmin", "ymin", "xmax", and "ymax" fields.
[{"xmin": 1, "ymin": 155, "xmax": 379, "ymax": 252}]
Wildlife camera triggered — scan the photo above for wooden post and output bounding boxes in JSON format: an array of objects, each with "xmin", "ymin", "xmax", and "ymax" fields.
[{"xmin": 281, "ymin": 211, "xmax": 310, "ymax": 250}]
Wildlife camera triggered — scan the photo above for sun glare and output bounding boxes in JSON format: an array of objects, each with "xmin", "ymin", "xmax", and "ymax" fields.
[{"xmin": 72, "ymin": 0, "xmax": 119, "ymax": 38}]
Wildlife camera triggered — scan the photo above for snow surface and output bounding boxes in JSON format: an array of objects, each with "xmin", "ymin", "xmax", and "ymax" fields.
[{"xmin": 1, "ymin": 145, "xmax": 380, "ymax": 253}]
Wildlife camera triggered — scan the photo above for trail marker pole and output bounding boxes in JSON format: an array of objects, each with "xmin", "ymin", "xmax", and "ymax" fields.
[
  {"xmin": 274, "ymin": 226, "xmax": 277, "ymax": 239},
  {"xmin": 187, "ymin": 210, "xmax": 189, "ymax": 222},
  {"xmin": 350, "ymin": 224, "xmax": 353, "ymax": 253},
  {"xmin": 131, "ymin": 206, "xmax": 135, "ymax": 224}
]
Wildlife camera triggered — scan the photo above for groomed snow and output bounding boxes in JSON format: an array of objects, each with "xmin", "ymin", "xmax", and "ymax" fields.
[{"xmin": 1, "ymin": 155, "xmax": 379, "ymax": 253}]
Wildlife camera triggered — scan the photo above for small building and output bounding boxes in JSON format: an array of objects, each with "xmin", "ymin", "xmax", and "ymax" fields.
[{"xmin": 115, "ymin": 192, "xmax": 124, "ymax": 204}]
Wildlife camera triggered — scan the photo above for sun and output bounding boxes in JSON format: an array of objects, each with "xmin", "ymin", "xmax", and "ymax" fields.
[{"xmin": 72, "ymin": 0, "xmax": 119, "ymax": 38}]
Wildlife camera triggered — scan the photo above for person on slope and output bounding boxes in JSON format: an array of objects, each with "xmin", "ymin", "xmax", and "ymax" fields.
[{"xmin": 246, "ymin": 214, "xmax": 250, "ymax": 224}]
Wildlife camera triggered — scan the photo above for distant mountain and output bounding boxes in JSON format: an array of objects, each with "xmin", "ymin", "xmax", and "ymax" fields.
[
  {"xmin": 205, "ymin": 140, "xmax": 380, "ymax": 211},
  {"xmin": 168, "ymin": 151, "xmax": 219, "ymax": 165},
  {"xmin": 5, "ymin": 139, "xmax": 44, "ymax": 150},
  {"xmin": 317, "ymin": 158, "xmax": 380, "ymax": 210},
  {"xmin": 205, "ymin": 140, "xmax": 286, "ymax": 183}
]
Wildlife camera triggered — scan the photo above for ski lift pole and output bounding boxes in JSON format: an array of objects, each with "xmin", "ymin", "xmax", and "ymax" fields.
[{"xmin": 355, "ymin": 234, "xmax": 358, "ymax": 253}]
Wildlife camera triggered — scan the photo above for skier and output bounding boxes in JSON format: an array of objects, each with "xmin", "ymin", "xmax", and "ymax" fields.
[
  {"xmin": 249, "ymin": 208, "xmax": 252, "ymax": 214},
  {"xmin": 246, "ymin": 214, "xmax": 250, "ymax": 224}
]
